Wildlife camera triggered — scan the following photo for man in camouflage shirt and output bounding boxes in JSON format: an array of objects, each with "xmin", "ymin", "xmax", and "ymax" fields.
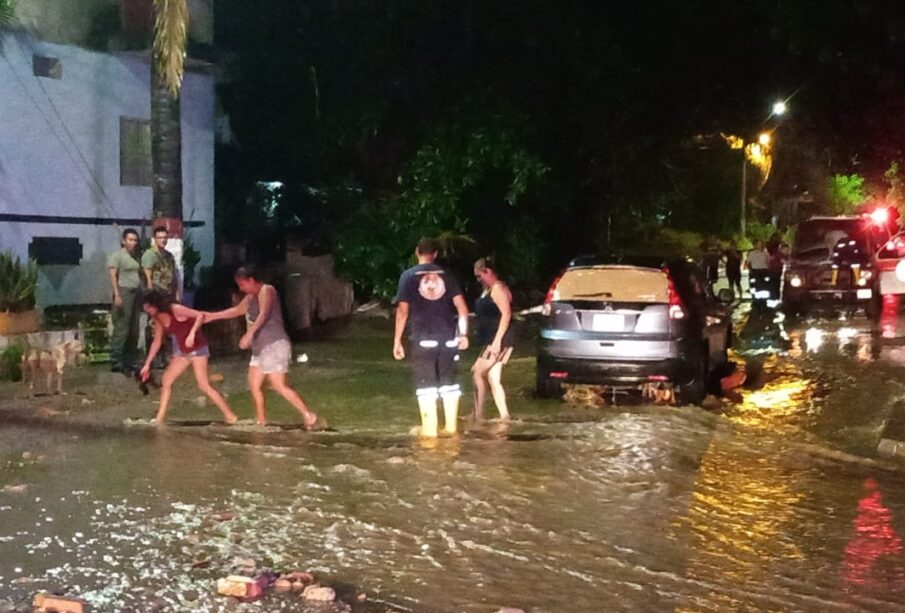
[
  {"xmin": 141, "ymin": 226, "xmax": 178, "ymax": 367},
  {"xmin": 141, "ymin": 226, "xmax": 178, "ymax": 300}
]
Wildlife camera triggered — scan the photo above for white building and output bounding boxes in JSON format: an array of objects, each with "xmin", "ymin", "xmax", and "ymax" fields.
[{"xmin": 0, "ymin": 30, "xmax": 215, "ymax": 306}]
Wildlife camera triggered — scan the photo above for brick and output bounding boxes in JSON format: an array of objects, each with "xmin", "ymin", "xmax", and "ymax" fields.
[
  {"xmin": 32, "ymin": 593, "xmax": 85, "ymax": 613},
  {"xmin": 216, "ymin": 576, "xmax": 264, "ymax": 600}
]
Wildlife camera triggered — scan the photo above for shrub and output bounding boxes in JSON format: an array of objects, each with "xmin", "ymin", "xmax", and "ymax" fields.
[
  {"xmin": 0, "ymin": 252, "xmax": 37, "ymax": 312},
  {"xmin": 0, "ymin": 345, "xmax": 23, "ymax": 382}
]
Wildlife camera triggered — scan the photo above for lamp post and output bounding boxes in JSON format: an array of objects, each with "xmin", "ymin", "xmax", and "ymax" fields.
[
  {"xmin": 741, "ymin": 148, "xmax": 747, "ymax": 236},
  {"xmin": 740, "ymin": 131, "xmax": 774, "ymax": 237}
]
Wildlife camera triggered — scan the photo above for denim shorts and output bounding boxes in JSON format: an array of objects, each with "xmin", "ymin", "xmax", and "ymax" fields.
[{"xmin": 172, "ymin": 341, "xmax": 211, "ymax": 359}]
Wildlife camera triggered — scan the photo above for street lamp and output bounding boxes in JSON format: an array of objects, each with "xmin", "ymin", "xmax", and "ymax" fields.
[{"xmin": 772, "ymin": 100, "xmax": 788, "ymax": 117}]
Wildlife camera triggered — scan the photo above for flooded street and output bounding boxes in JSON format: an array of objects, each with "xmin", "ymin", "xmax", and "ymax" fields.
[{"xmin": 3, "ymin": 313, "xmax": 905, "ymax": 611}]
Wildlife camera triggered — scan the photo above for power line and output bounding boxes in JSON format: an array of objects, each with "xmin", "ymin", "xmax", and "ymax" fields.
[{"xmin": 1, "ymin": 34, "xmax": 118, "ymax": 218}]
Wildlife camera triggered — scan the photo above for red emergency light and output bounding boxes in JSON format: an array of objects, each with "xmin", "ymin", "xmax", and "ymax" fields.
[{"xmin": 871, "ymin": 207, "xmax": 891, "ymax": 225}]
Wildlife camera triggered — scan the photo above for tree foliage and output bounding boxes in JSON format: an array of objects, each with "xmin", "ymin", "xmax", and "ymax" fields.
[
  {"xmin": 827, "ymin": 174, "xmax": 867, "ymax": 215},
  {"xmin": 335, "ymin": 108, "xmax": 547, "ymax": 297}
]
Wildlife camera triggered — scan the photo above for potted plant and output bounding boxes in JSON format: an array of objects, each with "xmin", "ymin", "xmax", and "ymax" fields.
[{"xmin": 0, "ymin": 251, "xmax": 40, "ymax": 335}]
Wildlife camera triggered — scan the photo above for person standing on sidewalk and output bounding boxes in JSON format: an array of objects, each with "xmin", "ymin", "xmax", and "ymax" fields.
[
  {"xmin": 746, "ymin": 239, "xmax": 771, "ymax": 298},
  {"xmin": 205, "ymin": 266, "xmax": 319, "ymax": 428},
  {"xmin": 141, "ymin": 226, "xmax": 178, "ymax": 368},
  {"xmin": 725, "ymin": 243, "xmax": 743, "ymax": 298},
  {"xmin": 702, "ymin": 239, "xmax": 721, "ymax": 293},
  {"xmin": 107, "ymin": 228, "xmax": 143, "ymax": 374},
  {"xmin": 393, "ymin": 238, "xmax": 470, "ymax": 438}
]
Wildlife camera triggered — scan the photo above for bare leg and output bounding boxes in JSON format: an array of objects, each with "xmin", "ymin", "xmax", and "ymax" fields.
[
  {"xmin": 471, "ymin": 358, "xmax": 492, "ymax": 421},
  {"xmin": 155, "ymin": 357, "xmax": 192, "ymax": 424},
  {"xmin": 191, "ymin": 357, "xmax": 237, "ymax": 424},
  {"xmin": 248, "ymin": 366, "xmax": 267, "ymax": 424},
  {"xmin": 267, "ymin": 372, "xmax": 317, "ymax": 427},
  {"xmin": 487, "ymin": 362, "xmax": 510, "ymax": 420}
]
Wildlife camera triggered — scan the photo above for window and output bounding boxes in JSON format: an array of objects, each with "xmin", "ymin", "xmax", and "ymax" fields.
[
  {"xmin": 120, "ymin": 117, "xmax": 152, "ymax": 186},
  {"xmin": 29, "ymin": 237, "xmax": 82, "ymax": 265},
  {"xmin": 33, "ymin": 55, "xmax": 62, "ymax": 79}
]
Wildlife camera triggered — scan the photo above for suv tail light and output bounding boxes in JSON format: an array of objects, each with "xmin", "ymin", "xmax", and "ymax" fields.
[
  {"xmin": 664, "ymin": 270, "xmax": 686, "ymax": 320},
  {"xmin": 542, "ymin": 272, "xmax": 564, "ymax": 316}
]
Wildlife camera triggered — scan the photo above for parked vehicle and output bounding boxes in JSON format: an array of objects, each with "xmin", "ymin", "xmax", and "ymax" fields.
[
  {"xmin": 876, "ymin": 231, "xmax": 905, "ymax": 297},
  {"xmin": 782, "ymin": 216, "xmax": 890, "ymax": 317},
  {"xmin": 536, "ymin": 256, "xmax": 732, "ymax": 405}
]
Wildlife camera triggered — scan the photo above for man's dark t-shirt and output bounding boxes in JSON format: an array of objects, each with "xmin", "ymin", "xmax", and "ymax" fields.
[{"xmin": 397, "ymin": 263, "xmax": 462, "ymax": 340}]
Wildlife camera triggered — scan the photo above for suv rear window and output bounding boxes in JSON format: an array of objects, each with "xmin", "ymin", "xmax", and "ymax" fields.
[
  {"xmin": 793, "ymin": 219, "xmax": 873, "ymax": 259},
  {"xmin": 554, "ymin": 266, "xmax": 668, "ymax": 303}
]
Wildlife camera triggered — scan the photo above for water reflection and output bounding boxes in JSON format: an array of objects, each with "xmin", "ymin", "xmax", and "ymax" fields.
[
  {"xmin": 675, "ymin": 431, "xmax": 805, "ymax": 609},
  {"xmin": 840, "ymin": 478, "xmax": 905, "ymax": 591}
]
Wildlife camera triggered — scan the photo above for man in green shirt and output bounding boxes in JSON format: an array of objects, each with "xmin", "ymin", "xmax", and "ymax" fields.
[
  {"xmin": 141, "ymin": 226, "xmax": 178, "ymax": 299},
  {"xmin": 107, "ymin": 228, "xmax": 142, "ymax": 373},
  {"xmin": 141, "ymin": 226, "xmax": 178, "ymax": 368}
]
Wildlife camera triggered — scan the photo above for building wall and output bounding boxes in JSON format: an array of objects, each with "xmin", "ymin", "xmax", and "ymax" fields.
[
  {"xmin": 0, "ymin": 32, "xmax": 215, "ymax": 307},
  {"xmin": 13, "ymin": 0, "xmax": 213, "ymax": 48}
]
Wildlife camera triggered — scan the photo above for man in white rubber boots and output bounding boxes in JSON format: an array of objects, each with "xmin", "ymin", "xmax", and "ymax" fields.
[{"xmin": 393, "ymin": 238, "xmax": 470, "ymax": 437}]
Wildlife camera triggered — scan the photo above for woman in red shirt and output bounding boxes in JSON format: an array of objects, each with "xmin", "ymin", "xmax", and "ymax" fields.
[{"xmin": 139, "ymin": 290, "xmax": 238, "ymax": 425}]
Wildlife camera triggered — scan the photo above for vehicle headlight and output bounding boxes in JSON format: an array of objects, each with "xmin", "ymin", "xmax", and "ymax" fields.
[{"xmin": 789, "ymin": 275, "xmax": 802, "ymax": 288}]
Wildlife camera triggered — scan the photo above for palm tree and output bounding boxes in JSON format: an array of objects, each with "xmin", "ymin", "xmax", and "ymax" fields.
[{"xmin": 151, "ymin": 0, "xmax": 188, "ymax": 221}]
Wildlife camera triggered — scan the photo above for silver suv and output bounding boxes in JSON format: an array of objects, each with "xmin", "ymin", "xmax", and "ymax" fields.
[{"xmin": 536, "ymin": 256, "xmax": 732, "ymax": 404}]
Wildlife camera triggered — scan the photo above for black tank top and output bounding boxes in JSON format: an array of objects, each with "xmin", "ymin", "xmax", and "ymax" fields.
[{"xmin": 474, "ymin": 285, "xmax": 515, "ymax": 347}]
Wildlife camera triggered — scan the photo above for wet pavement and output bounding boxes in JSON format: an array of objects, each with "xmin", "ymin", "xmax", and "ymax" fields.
[{"xmin": 3, "ymin": 309, "xmax": 905, "ymax": 611}]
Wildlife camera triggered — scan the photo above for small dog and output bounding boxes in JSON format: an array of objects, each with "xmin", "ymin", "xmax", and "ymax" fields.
[{"xmin": 22, "ymin": 339, "xmax": 84, "ymax": 396}]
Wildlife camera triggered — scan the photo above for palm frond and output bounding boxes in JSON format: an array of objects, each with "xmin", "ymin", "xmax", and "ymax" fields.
[
  {"xmin": 153, "ymin": 0, "xmax": 189, "ymax": 97},
  {"xmin": 0, "ymin": 0, "xmax": 16, "ymax": 27}
]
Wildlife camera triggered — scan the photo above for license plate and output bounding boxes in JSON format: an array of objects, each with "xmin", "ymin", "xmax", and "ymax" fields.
[
  {"xmin": 592, "ymin": 313, "xmax": 624, "ymax": 332},
  {"xmin": 857, "ymin": 289, "xmax": 873, "ymax": 300}
]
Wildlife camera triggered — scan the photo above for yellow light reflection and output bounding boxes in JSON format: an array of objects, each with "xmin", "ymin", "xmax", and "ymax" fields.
[{"xmin": 741, "ymin": 379, "xmax": 809, "ymax": 411}]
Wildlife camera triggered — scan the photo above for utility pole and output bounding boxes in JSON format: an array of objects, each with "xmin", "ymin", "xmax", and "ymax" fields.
[{"xmin": 740, "ymin": 146, "xmax": 747, "ymax": 237}]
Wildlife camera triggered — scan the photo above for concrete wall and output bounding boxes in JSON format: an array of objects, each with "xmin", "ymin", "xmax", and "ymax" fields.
[
  {"xmin": 13, "ymin": 0, "xmax": 214, "ymax": 48},
  {"xmin": 0, "ymin": 32, "xmax": 215, "ymax": 307}
]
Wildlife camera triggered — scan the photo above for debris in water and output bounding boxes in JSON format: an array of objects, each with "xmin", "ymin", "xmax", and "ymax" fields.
[
  {"xmin": 302, "ymin": 585, "xmax": 336, "ymax": 602},
  {"xmin": 216, "ymin": 575, "xmax": 267, "ymax": 600},
  {"xmin": 2, "ymin": 484, "xmax": 28, "ymax": 494}
]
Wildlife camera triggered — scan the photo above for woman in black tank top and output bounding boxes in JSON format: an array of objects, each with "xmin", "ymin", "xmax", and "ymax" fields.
[{"xmin": 471, "ymin": 257, "xmax": 514, "ymax": 421}]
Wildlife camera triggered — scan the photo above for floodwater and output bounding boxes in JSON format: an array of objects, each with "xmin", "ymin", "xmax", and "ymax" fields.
[{"xmin": 3, "ymin": 309, "xmax": 905, "ymax": 611}]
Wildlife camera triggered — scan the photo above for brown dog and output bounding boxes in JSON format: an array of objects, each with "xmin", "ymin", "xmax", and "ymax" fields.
[{"xmin": 22, "ymin": 340, "xmax": 84, "ymax": 396}]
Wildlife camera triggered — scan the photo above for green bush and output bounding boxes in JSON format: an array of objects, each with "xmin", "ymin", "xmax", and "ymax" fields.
[
  {"xmin": 0, "ymin": 345, "xmax": 23, "ymax": 382},
  {"xmin": 0, "ymin": 251, "xmax": 37, "ymax": 312}
]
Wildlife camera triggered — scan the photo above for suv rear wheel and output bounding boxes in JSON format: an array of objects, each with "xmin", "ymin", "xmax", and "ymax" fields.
[{"xmin": 535, "ymin": 367, "xmax": 564, "ymax": 399}]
